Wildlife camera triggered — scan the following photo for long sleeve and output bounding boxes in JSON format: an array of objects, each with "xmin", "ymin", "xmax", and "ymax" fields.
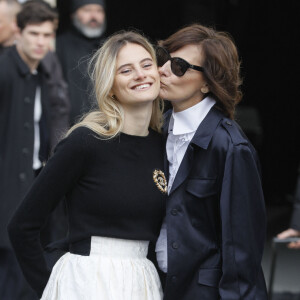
[
  {"xmin": 7, "ymin": 128, "xmax": 88, "ymax": 297},
  {"xmin": 219, "ymin": 143, "xmax": 267, "ymax": 299},
  {"xmin": 41, "ymin": 51, "xmax": 70, "ymax": 148}
]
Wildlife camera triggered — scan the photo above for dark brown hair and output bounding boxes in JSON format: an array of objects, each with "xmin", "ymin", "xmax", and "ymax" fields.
[
  {"xmin": 16, "ymin": 0, "xmax": 58, "ymax": 31},
  {"xmin": 159, "ymin": 24, "xmax": 242, "ymax": 119}
]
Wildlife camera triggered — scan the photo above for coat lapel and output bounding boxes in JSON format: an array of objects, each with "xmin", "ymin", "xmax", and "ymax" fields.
[
  {"xmin": 168, "ymin": 106, "xmax": 224, "ymax": 195},
  {"xmin": 169, "ymin": 143, "xmax": 195, "ymax": 194}
]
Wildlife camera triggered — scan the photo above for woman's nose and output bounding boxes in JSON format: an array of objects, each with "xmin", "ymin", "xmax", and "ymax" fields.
[
  {"xmin": 158, "ymin": 61, "xmax": 171, "ymax": 77},
  {"xmin": 134, "ymin": 68, "xmax": 146, "ymax": 80}
]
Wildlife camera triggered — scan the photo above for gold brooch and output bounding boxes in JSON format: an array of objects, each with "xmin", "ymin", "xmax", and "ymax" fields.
[{"xmin": 153, "ymin": 169, "xmax": 167, "ymax": 194}]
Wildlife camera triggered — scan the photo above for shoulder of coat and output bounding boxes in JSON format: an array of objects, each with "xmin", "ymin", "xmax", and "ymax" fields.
[{"xmin": 220, "ymin": 118, "xmax": 248, "ymax": 146}]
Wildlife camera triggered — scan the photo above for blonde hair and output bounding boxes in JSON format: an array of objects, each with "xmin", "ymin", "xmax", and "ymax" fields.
[{"xmin": 67, "ymin": 31, "xmax": 164, "ymax": 138}]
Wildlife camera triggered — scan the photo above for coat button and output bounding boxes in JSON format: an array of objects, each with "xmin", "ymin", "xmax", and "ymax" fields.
[
  {"xmin": 19, "ymin": 172, "xmax": 27, "ymax": 182},
  {"xmin": 171, "ymin": 208, "xmax": 178, "ymax": 216},
  {"xmin": 172, "ymin": 242, "xmax": 179, "ymax": 249},
  {"xmin": 24, "ymin": 97, "xmax": 31, "ymax": 104},
  {"xmin": 171, "ymin": 275, "xmax": 177, "ymax": 283},
  {"xmin": 23, "ymin": 122, "xmax": 31, "ymax": 129},
  {"xmin": 22, "ymin": 148, "xmax": 29, "ymax": 155}
]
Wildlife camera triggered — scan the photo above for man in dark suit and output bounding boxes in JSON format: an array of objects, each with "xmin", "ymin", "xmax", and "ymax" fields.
[
  {"xmin": 155, "ymin": 24, "xmax": 268, "ymax": 299},
  {"xmin": 56, "ymin": 0, "xmax": 106, "ymax": 125},
  {"xmin": 0, "ymin": 2, "xmax": 69, "ymax": 299}
]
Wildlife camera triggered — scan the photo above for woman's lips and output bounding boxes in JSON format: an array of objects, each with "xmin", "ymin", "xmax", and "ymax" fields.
[{"xmin": 131, "ymin": 82, "xmax": 152, "ymax": 90}]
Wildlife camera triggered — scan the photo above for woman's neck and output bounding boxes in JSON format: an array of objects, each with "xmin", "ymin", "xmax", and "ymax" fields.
[{"xmin": 122, "ymin": 102, "xmax": 152, "ymax": 136}]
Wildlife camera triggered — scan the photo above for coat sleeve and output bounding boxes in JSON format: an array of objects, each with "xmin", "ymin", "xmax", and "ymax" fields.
[
  {"xmin": 7, "ymin": 127, "xmax": 88, "ymax": 298},
  {"xmin": 218, "ymin": 142, "xmax": 267, "ymax": 299},
  {"xmin": 42, "ymin": 51, "xmax": 71, "ymax": 148}
]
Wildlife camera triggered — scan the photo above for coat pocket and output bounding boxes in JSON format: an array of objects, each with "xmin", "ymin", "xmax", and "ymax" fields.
[
  {"xmin": 186, "ymin": 178, "xmax": 217, "ymax": 198},
  {"xmin": 198, "ymin": 268, "xmax": 222, "ymax": 287}
]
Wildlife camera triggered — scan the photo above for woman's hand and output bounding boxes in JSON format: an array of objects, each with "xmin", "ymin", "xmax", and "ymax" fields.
[{"xmin": 277, "ymin": 228, "xmax": 300, "ymax": 249}]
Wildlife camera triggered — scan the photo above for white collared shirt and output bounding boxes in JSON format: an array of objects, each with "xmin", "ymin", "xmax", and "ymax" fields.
[
  {"xmin": 155, "ymin": 96, "xmax": 216, "ymax": 273},
  {"xmin": 32, "ymin": 80, "xmax": 42, "ymax": 170}
]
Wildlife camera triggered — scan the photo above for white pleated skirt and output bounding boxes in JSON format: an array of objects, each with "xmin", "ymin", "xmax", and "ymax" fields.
[{"xmin": 41, "ymin": 236, "xmax": 163, "ymax": 300}]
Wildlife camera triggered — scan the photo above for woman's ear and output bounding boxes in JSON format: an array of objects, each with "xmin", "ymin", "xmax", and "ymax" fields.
[
  {"xmin": 108, "ymin": 90, "xmax": 115, "ymax": 99},
  {"xmin": 201, "ymin": 85, "xmax": 209, "ymax": 94}
]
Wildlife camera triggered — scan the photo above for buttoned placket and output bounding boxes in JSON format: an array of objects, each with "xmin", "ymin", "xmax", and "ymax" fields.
[
  {"xmin": 168, "ymin": 133, "xmax": 189, "ymax": 194},
  {"xmin": 156, "ymin": 97, "xmax": 217, "ymax": 275}
]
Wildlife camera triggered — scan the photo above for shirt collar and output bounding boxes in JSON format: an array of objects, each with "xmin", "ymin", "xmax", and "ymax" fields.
[
  {"xmin": 10, "ymin": 45, "xmax": 44, "ymax": 77},
  {"xmin": 168, "ymin": 96, "xmax": 216, "ymax": 135}
]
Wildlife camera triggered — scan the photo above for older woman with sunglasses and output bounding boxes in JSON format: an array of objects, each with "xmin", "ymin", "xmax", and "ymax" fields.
[{"xmin": 155, "ymin": 24, "xmax": 268, "ymax": 300}]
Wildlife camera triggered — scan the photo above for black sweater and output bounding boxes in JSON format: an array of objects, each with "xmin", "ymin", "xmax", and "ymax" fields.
[{"xmin": 8, "ymin": 126, "xmax": 166, "ymax": 297}]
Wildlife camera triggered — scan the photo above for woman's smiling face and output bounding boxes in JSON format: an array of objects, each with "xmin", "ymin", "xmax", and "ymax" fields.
[{"xmin": 111, "ymin": 43, "xmax": 160, "ymax": 108}]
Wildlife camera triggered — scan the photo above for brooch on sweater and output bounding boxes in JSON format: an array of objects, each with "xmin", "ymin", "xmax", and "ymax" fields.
[{"xmin": 153, "ymin": 170, "xmax": 167, "ymax": 194}]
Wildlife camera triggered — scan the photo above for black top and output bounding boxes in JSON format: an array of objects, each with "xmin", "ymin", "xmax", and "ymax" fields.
[{"xmin": 8, "ymin": 126, "xmax": 166, "ymax": 297}]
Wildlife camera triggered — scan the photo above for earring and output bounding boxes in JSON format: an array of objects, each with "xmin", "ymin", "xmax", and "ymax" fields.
[
  {"xmin": 201, "ymin": 87, "xmax": 209, "ymax": 94},
  {"xmin": 111, "ymin": 95, "xmax": 116, "ymax": 100}
]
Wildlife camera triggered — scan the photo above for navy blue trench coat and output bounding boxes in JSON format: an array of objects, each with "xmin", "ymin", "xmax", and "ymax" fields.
[{"xmin": 163, "ymin": 106, "xmax": 268, "ymax": 300}]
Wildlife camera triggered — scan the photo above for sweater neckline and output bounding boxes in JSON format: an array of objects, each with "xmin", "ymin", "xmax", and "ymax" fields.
[{"xmin": 119, "ymin": 128, "xmax": 154, "ymax": 141}]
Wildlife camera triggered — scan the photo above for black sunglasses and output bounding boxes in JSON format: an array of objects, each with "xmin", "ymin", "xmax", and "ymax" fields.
[{"xmin": 156, "ymin": 46, "xmax": 204, "ymax": 77}]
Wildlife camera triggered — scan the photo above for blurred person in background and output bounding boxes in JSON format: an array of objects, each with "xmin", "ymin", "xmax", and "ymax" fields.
[
  {"xmin": 56, "ymin": 0, "xmax": 106, "ymax": 125},
  {"xmin": 0, "ymin": 0, "xmax": 20, "ymax": 53},
  {"xmin": 0, "ymin": 0, "xmax": 70, "ymax": 253},
  {"xmin": 0, "ymin": 0, "xmax": 69, "ymax": 143},
  {"xmin": 0, "ymin": 1, "xmax": 69, "ymax": 299},
  {"xmin": 277, "ymin": 168, "xmax": 300, "ymax": 249}
]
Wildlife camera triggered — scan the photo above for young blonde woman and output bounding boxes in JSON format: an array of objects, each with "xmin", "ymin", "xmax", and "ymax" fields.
[{"xmin": 8, "ymin": 31, "xmax": 167, "ymax": 300}]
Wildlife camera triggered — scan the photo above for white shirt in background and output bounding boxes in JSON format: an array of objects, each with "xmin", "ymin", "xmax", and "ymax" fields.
[{"xmin": 32, "ymin": 85, "xmax": 42, "ymax": 170}]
